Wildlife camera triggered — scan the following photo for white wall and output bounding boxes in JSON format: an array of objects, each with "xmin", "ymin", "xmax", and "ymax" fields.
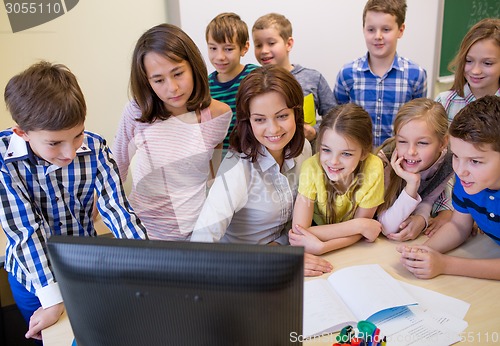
[
  {"xmin": 0, "ymin": 0, "xmax": 446, "ymax": 143},
  {"xmin": 177, "ymin": 0, "xmax": 443, "ymax": 97},
  {"xmin": 0, "ymin": 0, "xmax": 168, "ymax": 143}
]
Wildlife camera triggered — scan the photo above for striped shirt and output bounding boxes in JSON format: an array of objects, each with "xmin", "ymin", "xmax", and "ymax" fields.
[
  {"xmin": 209, "ymin": 64, "xmax": 259, "ymax": 151},
  {"xmin": 452, "ymin": 174, "xmax": 500, "ymax": 245},
  {"xmin": 435, "ymin": 84, "xmax": 500, "ymax": 122},
  {"xmin": 113, "ymin": 102, "xmax": 232, "ymax": 240},
  {"xmin": 334, "ymin": 52, "xmax": 427, "ymax": 147},
  {"xmin": 0, "ymin": 130, "xmax": 147, "ymax": 308}
]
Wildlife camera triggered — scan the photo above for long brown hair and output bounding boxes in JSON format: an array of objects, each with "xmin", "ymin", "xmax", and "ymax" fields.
[
  {"xmin": 449, "ymin": 18, "xmax": 500, "ymax": 97},
  {"xmin": 377, "ymin": 98, "xmax": 448, "ymax": 213},
  {"xmin": 317, "ymin": 104, "xmax": 373, "ymax": 223},
  {"xmin": 130, "ymin": 23, "xmax": 211, "ymax": 123},
  {"xmin": 230, "ymin": 65, "xmax": 305, "ymax": 162}
]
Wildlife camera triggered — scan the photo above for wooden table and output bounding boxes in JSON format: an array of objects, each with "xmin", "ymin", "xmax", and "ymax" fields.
[{"xmin": 42, "ymin": 234, "xmax": 500, "ymax": 345}]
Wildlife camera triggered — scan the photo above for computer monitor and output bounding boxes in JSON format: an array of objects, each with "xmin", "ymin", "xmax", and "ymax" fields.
[{"xmin": 47, "ymin": 236, "xmax": 304, "ymax": 346}]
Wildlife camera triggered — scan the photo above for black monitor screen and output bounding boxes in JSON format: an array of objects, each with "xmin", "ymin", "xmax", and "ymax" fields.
[{"xmin": 47, "ymin": 236, "xmax": 304, "ymax": 346}]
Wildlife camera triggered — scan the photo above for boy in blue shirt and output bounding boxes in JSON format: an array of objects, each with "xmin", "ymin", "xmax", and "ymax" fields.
[
  {"xmin": 1, "ymin": 61, "xmax": 147, "ymax": 340},
  {"xmin": 334, "ymin": 0, "xmax": 427, "ymax": 147},
  {"xmin": 399, "ymin": 95, "xmax": 500, "ymax": 280},
  {"xmin": 205, "ymin": 12, "xmax": 258, "ymax": 156},
  {"xmin": 252, "ymin": 12, "xmax": 336, "ymax": 142}
]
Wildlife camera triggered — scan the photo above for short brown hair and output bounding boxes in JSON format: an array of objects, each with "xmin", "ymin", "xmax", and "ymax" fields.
[
  {"xmin": 130, "ymin": 23, "xmax": 211, "ymax": 123},
  {"xmin": 206, "ymin": 12, "xmax": 249, "ymax": 50},
  {"xmin": 449, "ymin": 18, "xmax": 500, "ymax": 98},
  {"xmin": 449, "ymin": 95, "xmax": 500, "ymax": 153},
  {"xmin": 4, "ymin": 61, "xmax": 86, "ymax": 131},
  {"xmin": 252, "ymin": 13, "xmax": 292, "ymax": 43},
  {"xmin": 363, "ymin": 0, "xmax": 407, "ymax": 28},
  {"xmin": 230, "ymin": 65, "xmax": 304, "ymax": 162}
]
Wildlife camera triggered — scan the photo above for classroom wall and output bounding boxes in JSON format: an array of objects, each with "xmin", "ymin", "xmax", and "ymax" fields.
[
  {"xmin": 1, "ymin": 1, "xmax": 446, "ymax": 145},
  {"xmin": 0, "ymin": 0, "xmax": 168, "ymax": 143},
  {"xmin": 177, "ymin": 0, "xmax": 443, "ymax": 98}
]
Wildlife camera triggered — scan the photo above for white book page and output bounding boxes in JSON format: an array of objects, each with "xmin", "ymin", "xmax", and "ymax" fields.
[
  {"xmin": 371, "ymin": 305, "xmax": 463, "ymax": 346},
  {"xmin": 303, "ymin": 279, "xmax": 356, "ymax": 338},
  {"xmin": 399, "ymin": 281, "xmax": 470, "ymax": 320},
  {"xmin": 328, "ymin": 264, "xmax": 418, "ymax": 320}
]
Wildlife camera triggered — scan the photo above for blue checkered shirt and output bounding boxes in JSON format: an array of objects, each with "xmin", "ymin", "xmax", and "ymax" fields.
[
  {"xmin": 334, "ymin": 53, "xmax": 427, "ymax": 147},
  {"xmin": 0, "ymin": 130, "xmax": 147, "ymax": 307}
]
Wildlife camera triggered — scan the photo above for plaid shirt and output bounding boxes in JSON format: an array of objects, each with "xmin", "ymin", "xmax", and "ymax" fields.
[
  {"xmin": 334, "ymin": 52, "xmax": 427, "ymax": 147},
  {"xmin": 0, "ymin": 130, "xmax": 147, "ymax": 307}
]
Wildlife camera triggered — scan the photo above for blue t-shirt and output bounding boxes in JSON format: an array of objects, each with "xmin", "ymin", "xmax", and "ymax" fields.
[{"xmin": 452, "ymin": 174, "xmax": 500, "ymax": 245}]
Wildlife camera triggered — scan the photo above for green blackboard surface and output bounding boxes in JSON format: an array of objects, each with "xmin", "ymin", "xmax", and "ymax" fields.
[{"xmin": 440, "ymin": 0, "xmax": 500, "ymax": 78}]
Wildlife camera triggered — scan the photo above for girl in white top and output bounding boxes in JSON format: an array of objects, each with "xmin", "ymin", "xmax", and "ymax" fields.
[
  {"xmin": 113, "ymin": 24, "xmax": 232, "ymax": 240},
  {"xmin": 377, "ymin": 98, "xmax": 453, "ymax": 241},
  {"xmin": 191, "ymin": 65, "xmax": 332, "ymax": 277}
]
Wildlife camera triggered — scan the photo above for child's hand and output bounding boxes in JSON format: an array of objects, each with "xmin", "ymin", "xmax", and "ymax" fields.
[
  {"xmin": 387, "ymin": 215, "xmax": 425, "ymax": 241},
  {"xmin": 397, "ymin": 245, "xmax": 445, "ymax": 279},
  {"xmin": 303, "ymin": 124, "xmax": 316, "ymax": 141},
  {"xmin": 303, "ymin": 253, "xmax": 333, "ymax": 277},
  {"xmin": 425, "ymin": 210, "xmax": 452, "ymax": 237},
  {"xmin": 25, "ymin": 302, "xmax": 64, "ymax": 340},
  {"xmin": 356, "ymin": 219, "xmax": 382, "ymax": 242},
  {"xmin": 390, "ymin": 150, "xmax": 421, "ymax": 195},
  {"xmin": 289, "ymin": 224, "xmax": 325, "ymax": 255}
]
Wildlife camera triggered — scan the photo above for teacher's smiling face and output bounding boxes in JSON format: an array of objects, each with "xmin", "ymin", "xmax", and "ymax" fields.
[{"xmin": 249, "ymin": 91, "xmax": 296, "ymax": 164}]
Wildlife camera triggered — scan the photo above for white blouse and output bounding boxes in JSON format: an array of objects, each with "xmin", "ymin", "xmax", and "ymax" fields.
[{"xmin": 191, "ymin": 140, "xmax": 312, "ymax": 244}]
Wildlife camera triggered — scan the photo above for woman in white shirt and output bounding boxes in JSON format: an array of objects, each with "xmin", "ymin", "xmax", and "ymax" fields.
[{"xmin": 191, "ymin": 65, "xmax": 332, "ymax": 276}]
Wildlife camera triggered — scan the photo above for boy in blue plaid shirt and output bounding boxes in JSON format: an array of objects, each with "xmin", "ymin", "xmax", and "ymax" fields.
[
  {"xmin": 1, "ymin": 61, "xmax": 147, "ymax": 341},
  {"xmin": 334, "ymin": 0, "xmax": 427, "ymax": 147}
]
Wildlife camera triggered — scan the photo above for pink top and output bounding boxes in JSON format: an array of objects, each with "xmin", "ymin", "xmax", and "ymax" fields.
[
  {"xmin": 112, "ymin": 102, "xmax": 231, "ymax": 240},
  {"xmin": 377, "ymin": 149, "xmax": 452, "ymax": 235}
]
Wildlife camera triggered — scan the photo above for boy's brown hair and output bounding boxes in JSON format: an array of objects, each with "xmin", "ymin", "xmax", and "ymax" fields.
[
  {"xmin": 363, "ymin": 0, "xmax": 407, "ymax": 28},
  {"xmin": 252, "ymin": 13, "xmax": 292, "ymax": 43},
  {"xmin": 206, "ymin": 12, "xmax": 249, "ymax": 50},
  {"xmin": 4, "ymin": 61, "xmax": 86, "ymax": 131},
  {"xmin": 449, "ymin": 95, "xmax": 500, "ymax": 153}
]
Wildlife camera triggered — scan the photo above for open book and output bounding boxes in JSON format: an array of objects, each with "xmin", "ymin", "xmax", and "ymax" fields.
[
  {"xmin": 303, "ymin": 264, "xmax": 418, "ymax": 338},
  {"xmin": 303, "ymin": 264, "xmax": 470, "ymax": 345}
]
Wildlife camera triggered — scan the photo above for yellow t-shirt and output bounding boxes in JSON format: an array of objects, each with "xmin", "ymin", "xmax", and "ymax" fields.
[{"xmin": 298, "ymin": 153, "xmax": 384, "ymax": 225}]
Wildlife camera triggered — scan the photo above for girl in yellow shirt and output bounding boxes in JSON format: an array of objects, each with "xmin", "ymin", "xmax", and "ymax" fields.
[{"xmin": 289, "ymin": 104, "xmax": 384, "ymax": 255}]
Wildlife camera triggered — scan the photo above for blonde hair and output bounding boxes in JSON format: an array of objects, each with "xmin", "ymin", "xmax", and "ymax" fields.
[
  {"xmin": 252, "ymin": 13, "xmax": 292, "ymax": 43},
  {"xmin": 377, "ymin": 98, "xmax": 448, "ymax": 213},
  {"xmin": 449, "ymin": 18, "xmax": 500, "ymax": 97},
  {"xmin": 317, "ymin": 104, "xmax": 373, "ymax": 223}
]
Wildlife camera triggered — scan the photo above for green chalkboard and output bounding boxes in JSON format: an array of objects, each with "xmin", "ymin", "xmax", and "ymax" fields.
[{"xmin": 440, "ymin": 0, "xmax": 500, "ymax": 78}]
